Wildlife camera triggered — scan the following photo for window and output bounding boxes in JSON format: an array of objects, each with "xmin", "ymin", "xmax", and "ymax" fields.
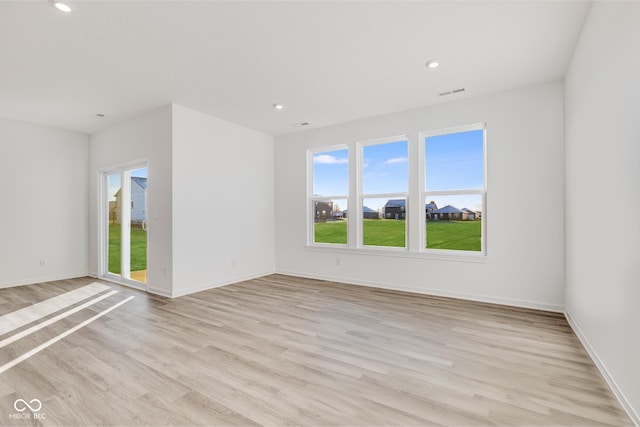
[
  {"xmin": 307, "ymin": 123, "xmax": 486, "ymax": 258},
  {"xmin": 421, "ymin": 124, "xmax": 485, "ymax": 253},
  {"xmin": 310, "ymin": 147, "xmax": 348, "ymax": 245},
  {"xmin": 360, "ymin": 137, "xmax": 408, "ymax": 248}
]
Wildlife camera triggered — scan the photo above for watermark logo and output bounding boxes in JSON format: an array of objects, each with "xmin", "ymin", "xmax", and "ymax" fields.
[
  {"xmin": 14, "ymin": 399, "xmax": 42, "ymax": 412},
  {"xmin": 9, "ymin": 399, "xmax": 46, "ymax": 420}
]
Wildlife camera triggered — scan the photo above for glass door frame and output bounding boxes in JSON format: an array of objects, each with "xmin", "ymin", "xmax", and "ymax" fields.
[{"xmin": 99, "ymin": 161, "xmax": 149, "ymax": 292}]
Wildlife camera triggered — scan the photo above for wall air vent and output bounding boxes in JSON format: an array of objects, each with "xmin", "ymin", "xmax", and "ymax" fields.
[{"xmin": 439, "ymin": 88, "xmax": 466, "ymax": 97}]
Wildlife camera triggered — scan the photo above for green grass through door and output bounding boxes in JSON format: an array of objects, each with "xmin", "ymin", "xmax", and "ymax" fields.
[{"xmin": 108, "ymin": 224, "xmax": 147, "ymax": 274}]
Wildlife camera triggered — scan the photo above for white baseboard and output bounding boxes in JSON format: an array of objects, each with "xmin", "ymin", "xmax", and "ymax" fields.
[
  {"xmin": 564, "ymin": 310, "xmax": 639, "ymax": 426},
  {"xmin": 171, "ymin": 270, "xmax": 276, "ymax": 298},
  {"xmin": 147, "ymin": 286, "xmax": 172, "ymax": 298},
  {"xmin": 0, "ymin": 272, "xmax": 89, "ymax": 289},
  {"xmin": 275, "ymin": 269, "xmax": 564, "ymax": 313}
]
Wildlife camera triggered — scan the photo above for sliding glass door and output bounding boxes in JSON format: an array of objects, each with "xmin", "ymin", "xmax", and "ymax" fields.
[{"xmin": 104, "ymin": 164, "xmax": 148, "ymax": 289}]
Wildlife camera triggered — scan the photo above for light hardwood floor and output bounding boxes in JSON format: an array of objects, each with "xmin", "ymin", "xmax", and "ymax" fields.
[{"xmin": 0, "ymin": 274, "xmax": 633, "ymax": 426}]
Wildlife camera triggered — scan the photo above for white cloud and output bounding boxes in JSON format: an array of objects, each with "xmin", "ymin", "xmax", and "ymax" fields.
[
  {"xmin": 384, "ymin": 157, "xmax": 408, "ymax": 164},
  {"xmin": 314, "ymin": 154, "xmax": 348, "ymax": 164}
]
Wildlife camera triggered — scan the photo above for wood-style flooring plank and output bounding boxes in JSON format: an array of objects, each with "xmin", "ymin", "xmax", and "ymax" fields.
[{"xmin": 0, "ymin": 274, "xmax": 633, "ymax": 426}]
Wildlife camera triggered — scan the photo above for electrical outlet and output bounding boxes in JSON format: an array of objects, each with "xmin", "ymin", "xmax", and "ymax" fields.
[
  {"xmin": 336, "ymin": 256, "xmax": 341, "ymax": 266},
  {"xmin": 39, "ymin": 259, "xmax": 46, "ymax": 267}
]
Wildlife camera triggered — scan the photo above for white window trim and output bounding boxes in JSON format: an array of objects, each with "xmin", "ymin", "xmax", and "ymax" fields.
[
  {"xmin": 306, "ymin": 125, "xmax": 487, "ymax": 262},
  {"xmin": 99, "ymin": 160, "xmax": 149, "ymax": 292},
  {"xmin": 305, "ymin": 244, "xmax": 488, "ymax": 263},
  {"xmin": 418, "ymin": 122, "xmax": 487, "ymax": 256},
  {"xmin": 357, "ymin": 135, "xmax": 410, "ymax": 250},
  {"xmin": 307, "ymin": 145, "xmax": 349, "ymax": 246}
]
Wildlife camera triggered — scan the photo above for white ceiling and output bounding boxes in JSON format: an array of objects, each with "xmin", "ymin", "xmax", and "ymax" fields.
[{"xmin": 0, "ymin": 1, "xmax": 590, "ymax": 136}]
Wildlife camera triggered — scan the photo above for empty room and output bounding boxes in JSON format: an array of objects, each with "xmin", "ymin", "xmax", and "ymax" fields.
[{"xmin": 0, "ymin": 1, "xmax": 639, "ymax": 426}]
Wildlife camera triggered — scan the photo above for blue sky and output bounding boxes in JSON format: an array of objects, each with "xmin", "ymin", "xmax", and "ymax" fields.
[
  {"xmin": 426, "ymin": 129, "xmax": 483, "ymax": 191},
  {"xmin": 107, "ymin": 174, "xmax": 121, "ymax": 201},
  {"xmin": 313, "ymin": 129, "xmax": 483, "ymax": 212},
  {"xmin": 313, "ymin": 149, "xmax": 349, "ymax": 196},
  {"xmin": 363, "ymin": 140, "xmax": 408, "ymax": 194},
  {"xmin": 107, "ymin": 167, "xmax": 147, "ymax": 202}
]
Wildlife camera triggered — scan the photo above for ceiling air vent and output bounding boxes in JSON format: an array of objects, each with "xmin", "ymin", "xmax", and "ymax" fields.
[
  {"xmin": 439, "ymin": 88, "xmax": 466, "ymax": 97},
  {"xmin": 291, "ymin": 122, "xmax": 311, "ymax": 128}
]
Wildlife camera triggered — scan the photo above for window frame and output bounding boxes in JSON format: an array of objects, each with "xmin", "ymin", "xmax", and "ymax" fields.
[
  {"xmin": 357, "ymin": 135, "xmax": 410, "ymax": 251},
  {"xmin": 306, "ymin": 124, "xmax": 487, "ymax": 262},
  {"xmin": 418, "ymin": 123, "xmax": 487, "ymax": 256},
  {"xmin": 307, "ymin": 144, "xmax": 349, "ymax": 247}
]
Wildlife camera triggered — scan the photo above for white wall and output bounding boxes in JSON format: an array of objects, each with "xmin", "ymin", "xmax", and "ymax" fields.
[
  {"xmin": 275, "ymin": 81, "xmax": 565, "ymax": 311},
  {"xmin": 171, "ymin": 105, "xmax": 275, "ymax": 296},
  {"xmin": 0, "ymin": 118, "xmax": 88, "ymax": 288},
  {"xmin": 565, "ymin": 2, "xmax": 640, "ymax": 422},
  {"xmin": 89, "ymin": 105, "xmax": 173, "ymax": 296}
]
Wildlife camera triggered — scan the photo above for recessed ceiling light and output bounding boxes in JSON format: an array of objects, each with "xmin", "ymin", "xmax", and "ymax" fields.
[
  {"xmin": 272, "ymin": 103, "xmax": 284, "ymax": 110},
  {"xmin": 425, "ymin": 59, "xmax": 440, "ymax": 69},
  {"xmin": 51, "ymin": 1, "xmax": 72, "ymax": 12}
]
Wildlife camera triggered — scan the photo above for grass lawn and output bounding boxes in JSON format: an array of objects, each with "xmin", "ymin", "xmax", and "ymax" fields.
[
  {"xmin": 363, "ymin": 219, "xmax": 405, "ymax": 247},
  {"xmin": 426, "ymin": 220, "xmax": 481, "ymax": 251},
  {"xmin": 314, "ymin": 219, "xmax": 406, "ymax": 247},
  {"xmin": 314, "ymin": 220, "xmax": 347, "ymax": 244},
  {"xmin": 314, "ymin": 219, "xmax": 481, "ymax": 251},
  {"xmin": 108, "ymin": 224, "xmax": 147, "ymax": 274}
]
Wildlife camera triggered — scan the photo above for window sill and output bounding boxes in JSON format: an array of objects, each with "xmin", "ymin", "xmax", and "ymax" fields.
[{"xmin": 305, "ymin": 244, "xmax": 488, "ymax": 263}]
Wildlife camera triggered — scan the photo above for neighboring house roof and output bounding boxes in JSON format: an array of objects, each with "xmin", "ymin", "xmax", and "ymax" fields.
[
  {"xmin": 434, "ymin": 205, "xmax": 463, "ymax": 214},
  {"xmin": 461, "ymin": 208, "xmax": 474, "ymax": 213},
  {"xmin": 341, "ymin": 206, "xmax": 377, "ymax": 214},
  {"xmin": 131, "ymin": 176, "xmax": 147, "ymax": 190},
  {"xmin": 425, "ymin": 203, "xmax": 437, "ymax": 210},
  {"xmin": 384, "ymin": 199, "xmax": 405, "ymax": 208}
]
